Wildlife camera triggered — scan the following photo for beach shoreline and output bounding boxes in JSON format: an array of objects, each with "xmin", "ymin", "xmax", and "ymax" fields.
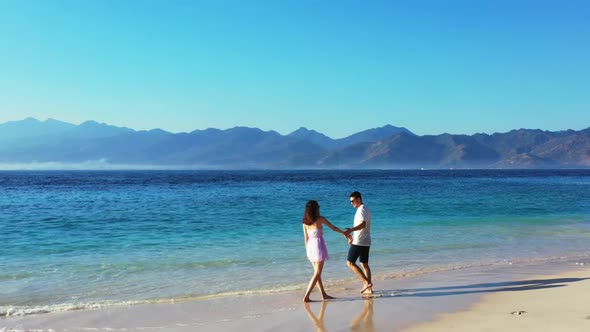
[{"xmin": 3, "ymin": 258, "xmax": 589, "ymax": 331}]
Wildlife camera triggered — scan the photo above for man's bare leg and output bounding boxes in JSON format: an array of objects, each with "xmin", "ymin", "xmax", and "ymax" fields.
[
  {"xmin": 360, "ymin": 262, "xmax": 373, "ymax": 294},
  {"xmin": 346, "ymin": 261, "xmax": 372, "ymax": 293}
]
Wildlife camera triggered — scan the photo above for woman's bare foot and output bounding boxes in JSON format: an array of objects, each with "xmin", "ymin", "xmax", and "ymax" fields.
[
  {"xmin": 303, "ymin": 297, "xmax": 312, "ymax": 302},
  {"xmin": 322, "ymin": 294, "xmax": 335, "ymax": 300}
]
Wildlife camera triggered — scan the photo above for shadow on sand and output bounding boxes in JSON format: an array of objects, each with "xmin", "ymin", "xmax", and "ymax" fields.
[{"xmin": 377, "ymin": 276, "xmax": 589, "ymax": 298}]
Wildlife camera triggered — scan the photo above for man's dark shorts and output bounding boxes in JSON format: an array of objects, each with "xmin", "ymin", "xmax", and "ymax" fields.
[{"xmin": 347, "ymin": 244, "xmax": 370, "ymax": 264}]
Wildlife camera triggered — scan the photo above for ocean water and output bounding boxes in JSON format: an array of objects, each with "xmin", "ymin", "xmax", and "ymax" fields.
[{"xmin": 1, "ymin": 169, "xmax": 590, "ymax": 316}]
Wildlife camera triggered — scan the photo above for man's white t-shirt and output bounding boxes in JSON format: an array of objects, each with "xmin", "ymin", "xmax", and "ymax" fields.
[{"xmin": 352, "ymin": 204, "xmax": 371, "ymax": 246}]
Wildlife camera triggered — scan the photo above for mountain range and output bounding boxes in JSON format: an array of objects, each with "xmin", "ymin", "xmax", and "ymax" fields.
[{"xmin": 1, "ymin": 117, "xmax": 589, "ymax": 169}]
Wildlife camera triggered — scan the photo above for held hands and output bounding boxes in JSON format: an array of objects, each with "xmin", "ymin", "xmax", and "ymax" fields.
[{"xmin": 343, "ymin": 228, "xmax": 353, "ymax": 243}]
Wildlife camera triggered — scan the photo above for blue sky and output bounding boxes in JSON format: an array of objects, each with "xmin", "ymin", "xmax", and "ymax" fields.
[{"xmin": 1, "ymin": 0, "xmax": 588, "ymax": 138}]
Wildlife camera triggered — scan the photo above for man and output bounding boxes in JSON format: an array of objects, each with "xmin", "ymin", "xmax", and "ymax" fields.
[{"xmin": 344, "ymin": 191, "xmax": 373, "ymax": 295}]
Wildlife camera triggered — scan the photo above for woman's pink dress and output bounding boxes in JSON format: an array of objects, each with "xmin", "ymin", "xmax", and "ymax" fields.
[{"xmin": 306, "ymin": 227, "xmax": 329, "ymax": 262}]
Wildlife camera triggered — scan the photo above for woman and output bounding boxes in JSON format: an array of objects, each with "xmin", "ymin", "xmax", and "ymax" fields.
[{"xmin": 302, "ymin": 200, "xmax": 348, "ymax": 302}]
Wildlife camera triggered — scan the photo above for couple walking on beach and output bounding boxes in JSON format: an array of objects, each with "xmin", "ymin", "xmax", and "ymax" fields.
[{"xmin": 302, "ymin": 191, "xmax": 372, "ymax": 302}]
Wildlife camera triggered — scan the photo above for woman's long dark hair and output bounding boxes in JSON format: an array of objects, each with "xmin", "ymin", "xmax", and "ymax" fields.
[{"xmin": 302, "ymin": 200, "xmax": 320, "ymax": 225}]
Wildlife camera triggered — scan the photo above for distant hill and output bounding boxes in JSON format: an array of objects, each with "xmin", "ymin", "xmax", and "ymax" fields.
[{"xmin": 0, "ymin": 118, "xmax": 588, "ymax": 169}]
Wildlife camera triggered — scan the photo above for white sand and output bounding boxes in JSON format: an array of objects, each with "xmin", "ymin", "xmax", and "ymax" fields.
[{"xmin": 403, "ymin": 267, "xmax": 590, "ymax": 332}]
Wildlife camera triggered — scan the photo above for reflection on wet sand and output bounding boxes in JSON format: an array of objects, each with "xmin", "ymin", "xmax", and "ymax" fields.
[
  {"xmin": 304, "ymin": 301, "xmax": 327, "ymax": 332},
  {"xmin": 351, "ymin": 299, "xmax": 375, "ymax": 332},
  {"xmin": 303, "ymin": 298, "xmax": 375, "ymax": 332}
]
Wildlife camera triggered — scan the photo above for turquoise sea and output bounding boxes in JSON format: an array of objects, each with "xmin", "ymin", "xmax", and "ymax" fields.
[{"xmin": 1, "ymin": 170, "xmax": 590, "ymax": 316}]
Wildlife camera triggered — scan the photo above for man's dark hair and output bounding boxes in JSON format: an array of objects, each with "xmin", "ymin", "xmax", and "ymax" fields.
[{"xmin": 350, "ymin": 191, "xmax": 362, "ymax": 200}]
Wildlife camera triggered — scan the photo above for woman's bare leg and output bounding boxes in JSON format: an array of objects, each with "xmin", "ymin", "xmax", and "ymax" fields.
[
  {"xmin": 317, "ymin": 276, "xmax": 335, "ymax": 300},
  {"xmin": 303, "ymin": 261, "xmax": 324, "ymax": 302}
]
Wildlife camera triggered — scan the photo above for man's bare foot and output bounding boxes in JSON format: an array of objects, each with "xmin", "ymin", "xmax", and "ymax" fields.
[
  {"xmin": 363, "ymin": 289, "xmax": 374, "ymax": 296},
  {"xmin": 360, "ymin": 283, "xmax": 373, "ymax": 294}
]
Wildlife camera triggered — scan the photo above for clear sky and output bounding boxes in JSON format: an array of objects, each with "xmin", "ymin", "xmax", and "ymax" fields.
[{"xmin": 1, "ymin": 0, "xmax": 588, "ymax": 138}]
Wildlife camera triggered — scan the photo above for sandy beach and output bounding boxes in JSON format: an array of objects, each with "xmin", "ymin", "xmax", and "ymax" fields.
[
  {"xmin": 2, "ymin": 260, "xmax": 589, "ymax": 332},
  {"xmin": 404, "ymin": 266, "xmax": 590, "ymax": 332}
]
